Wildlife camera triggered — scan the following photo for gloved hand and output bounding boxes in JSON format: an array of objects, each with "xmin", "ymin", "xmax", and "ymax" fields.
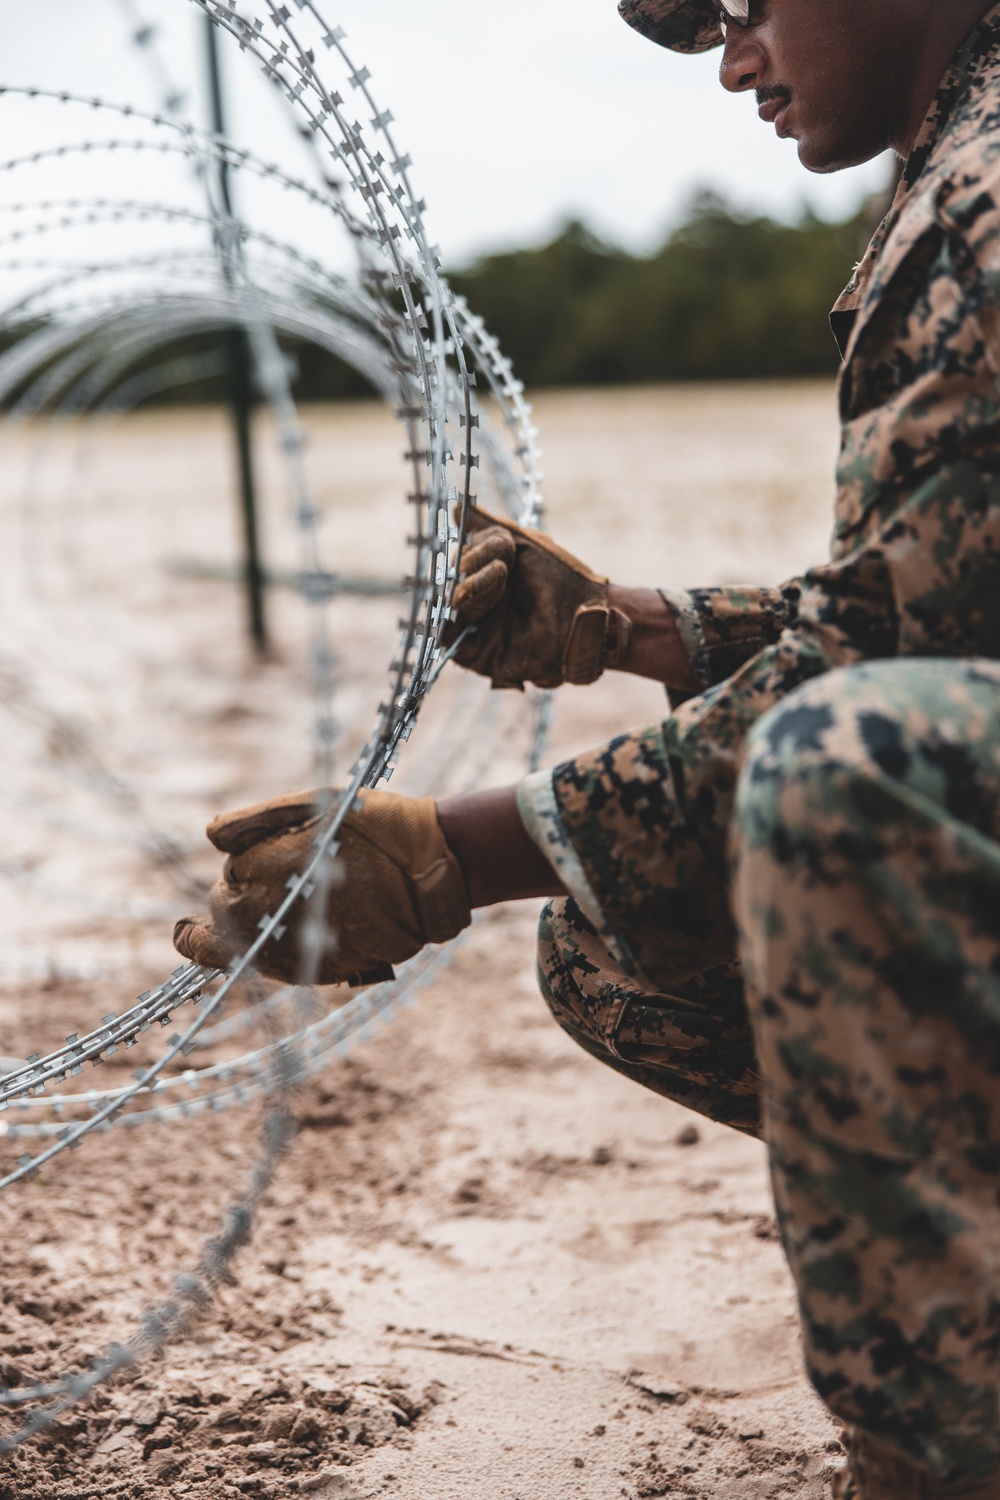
[
  {"xmin": 445, "ymin": 505, "xmax": 631, "ymax": 689},
  {"xmin": 173, "ymin": 787, "xmax": 472, "ymax": 986}
]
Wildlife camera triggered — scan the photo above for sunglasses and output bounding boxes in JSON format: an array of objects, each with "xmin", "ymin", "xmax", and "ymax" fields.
[{"xmin": 719, "ymin": 0, "xmax": 751, "ymax": 33}]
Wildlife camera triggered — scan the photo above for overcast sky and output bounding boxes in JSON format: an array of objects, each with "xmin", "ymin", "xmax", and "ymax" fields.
[{"xmin": 0, "ymin": 0, "xmax": 894, "ymax": 266}]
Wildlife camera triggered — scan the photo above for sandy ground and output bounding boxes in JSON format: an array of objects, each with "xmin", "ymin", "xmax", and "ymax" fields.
[{"xmin": 0, "ymin": 382, "xmax": 846, "ymax": 1497}]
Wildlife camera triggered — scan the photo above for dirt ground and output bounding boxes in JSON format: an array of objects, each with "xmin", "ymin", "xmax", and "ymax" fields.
[{"xmin": 0, "ymin": 383, "xmax": 846, "ymax": 1497}]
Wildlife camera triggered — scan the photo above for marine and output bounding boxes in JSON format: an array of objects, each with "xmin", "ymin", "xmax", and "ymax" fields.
[{"xmin": 175, "ymin": 1, "xmax": 1000, "ymax": 1494}]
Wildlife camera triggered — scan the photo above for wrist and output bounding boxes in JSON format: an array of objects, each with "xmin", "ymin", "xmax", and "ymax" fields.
[
  {"xmin": 606, "ymin": 584, "xmax": 701, "ymax": 691},
  {"xmin": 436, "ymin": 787, "xmax": 565, "ymax": 909}
]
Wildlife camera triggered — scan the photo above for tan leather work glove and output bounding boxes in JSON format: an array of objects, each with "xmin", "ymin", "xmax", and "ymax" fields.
[
  {"xmin": 445, "ymin": 506, "xmax": 631, "ymax": 689},
  {"xmin": 173, "ymin": 788, "xmax": 471, "ymax": 986}
]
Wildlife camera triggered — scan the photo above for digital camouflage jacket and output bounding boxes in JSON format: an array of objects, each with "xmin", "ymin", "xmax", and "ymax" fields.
[{"xmin": 519, "ymin": 5, "xmax": 1000, "ymax": 990}]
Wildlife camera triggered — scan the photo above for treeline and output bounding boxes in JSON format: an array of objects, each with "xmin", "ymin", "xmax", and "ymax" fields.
[
  {"xmin": 448, "ymin": 193, "xmax": 868, "ymax": 387},
  {"xmin": 0, "ymin": 194, "xmax": 869, "ymax": 407}
]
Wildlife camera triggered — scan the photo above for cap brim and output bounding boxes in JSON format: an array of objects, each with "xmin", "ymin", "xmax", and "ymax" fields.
[{"xmin": 618, "ymin": 0, "xmax": 723, "ymax": 53}]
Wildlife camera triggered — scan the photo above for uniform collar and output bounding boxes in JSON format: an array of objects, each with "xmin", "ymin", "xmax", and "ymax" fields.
[
  {"xmin": 830, "ymin": 3, "xmax": 1000, "ymax": 350},
  {"xmin": 902, "ymin": 0, "xmax": 1000, "ymax": 192}
]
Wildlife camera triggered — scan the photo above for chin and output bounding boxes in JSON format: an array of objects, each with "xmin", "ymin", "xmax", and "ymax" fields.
[
  {"xmin": 797, "ymin": 143, "xmax": 846, "ymax": 174},
  {"xmin": 797, "ymin": 127, "xmax": 889, "ymax": 175}
]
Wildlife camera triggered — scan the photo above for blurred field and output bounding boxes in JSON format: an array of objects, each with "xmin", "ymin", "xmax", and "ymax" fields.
[
  {"xmin": 0, "ymin": 379, "xmax": 839, "ymax": 981},
  {"xmin": 0, "ymin": 381, "xmax": 842, "ymax": 1499}
]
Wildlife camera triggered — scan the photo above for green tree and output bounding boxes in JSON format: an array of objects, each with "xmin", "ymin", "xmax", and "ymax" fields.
[{"xmin": 449, "ymin": 193, "xmax": 867, "ymax": 386}]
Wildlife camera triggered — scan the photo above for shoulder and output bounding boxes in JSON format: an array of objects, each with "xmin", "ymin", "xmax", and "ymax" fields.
[
  {"xmin": 927, "ymin": 51, "xmax": 1000, "ymax": 262},
  {"xmin": 845, "ymin": 47, "xmax": 1000, "ymax": 346},
  {"xmin": 926, "ymin": 142, "xmax": 1000, "ymax": 285}
]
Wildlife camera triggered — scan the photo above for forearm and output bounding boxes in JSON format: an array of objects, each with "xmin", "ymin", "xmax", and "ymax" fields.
[
  {"xmin": 606, "ymin": 584, "xmax": 702, "ymax": 693},
  {"xmin": 436, "ymin": 594, "xmax": 701, "ymax": 908},
  {"xmin": 436, "ymin": 786, "xmax": 565, "ymax": 908},
  {"xmin": 658, "ymin": 583, "xmax": 802, "ymax": 689}
]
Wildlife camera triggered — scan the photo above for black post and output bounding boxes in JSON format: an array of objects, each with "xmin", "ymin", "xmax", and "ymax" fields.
[{"xmin": 205, "ymin": 14, "xmax": 267, "ymax": 653}]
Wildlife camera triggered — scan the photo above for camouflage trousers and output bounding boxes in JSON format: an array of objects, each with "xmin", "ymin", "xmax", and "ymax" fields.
[{"xmin": 536, "ymin": 659, "xmax": 1000, "ymax": 1483}]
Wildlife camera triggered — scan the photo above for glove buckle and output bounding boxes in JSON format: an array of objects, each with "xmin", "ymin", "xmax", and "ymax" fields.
[{"xmin": 562, "ymin": 603, "xmax": 632, "ymax": 686}]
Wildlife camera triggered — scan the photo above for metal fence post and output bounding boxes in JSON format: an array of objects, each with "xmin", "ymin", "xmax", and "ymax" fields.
[{"xmin": 205, "ymin": 14, "xmax": 268, "ymax": 653}]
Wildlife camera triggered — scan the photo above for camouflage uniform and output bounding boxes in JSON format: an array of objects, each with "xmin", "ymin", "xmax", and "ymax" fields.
[
  {"xmin": 617, "ymin": 0, "xmax": 724, "ymax": 55},
  {"xmin": 519, "ymin": 8, "xmax": 1000, "ymax": 1481}
]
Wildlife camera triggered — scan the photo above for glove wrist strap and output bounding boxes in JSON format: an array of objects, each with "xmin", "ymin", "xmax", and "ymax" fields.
[
  {"xmin": 562, "ymin": 603, "xmax": 632, "ymax": 686},
  {"xmin": 412, "ymin": 851, "xmax": 473, "ymax": 944}
]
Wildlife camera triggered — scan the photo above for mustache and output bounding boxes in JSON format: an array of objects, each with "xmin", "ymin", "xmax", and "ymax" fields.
[{"xmin": 756, "ymin": 85, "xmax": 792, "ymax": 107}]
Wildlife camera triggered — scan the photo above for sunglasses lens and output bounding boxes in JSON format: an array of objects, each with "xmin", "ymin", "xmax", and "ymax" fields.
[{"xmin": 721, "ymin": 0, "xmax": 750, "ymax": 20}]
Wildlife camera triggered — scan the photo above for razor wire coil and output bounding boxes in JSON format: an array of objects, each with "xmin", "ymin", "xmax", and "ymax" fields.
[{"xmin": 0, "ymin": 0, "xmax": 549, "ymax": 1449}]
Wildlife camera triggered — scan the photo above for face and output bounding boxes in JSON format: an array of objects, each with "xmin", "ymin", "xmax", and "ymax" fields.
[{"xmin": 718, "ymin": 0, "xmax": 919, "ymax": 172}]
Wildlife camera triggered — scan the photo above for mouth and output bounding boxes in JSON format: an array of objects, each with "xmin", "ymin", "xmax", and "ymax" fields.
[{"xmin": 757, "ymin": 91, "xmax": 793, "ymax": 137}]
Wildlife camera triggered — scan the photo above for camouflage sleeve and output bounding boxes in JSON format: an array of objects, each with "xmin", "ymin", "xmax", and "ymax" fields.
[
  {"xmin": 515, "ymin": 168, "xmax": 1000, "ymax": 990},
  {"xmin": 517, "ymin": 628, "xmax": 831, "ymax": 991},
  {"xmin": 532, "ymin": 436, "xmax": 995, "ymax": 986},
  {"xmin": 522, "ymin": 349, "xmax": 1000, "ymax": 992},
  {"xmin": 660, "ymin": 583, "xmax": 801, "ymax": 689},
  {"xmin": 799, "ymin": 203, "xmax": 1000, "ymax": 669},
  {"xmin": 516, "ymin": 768, "xmax": 624, "ymax": 958}
]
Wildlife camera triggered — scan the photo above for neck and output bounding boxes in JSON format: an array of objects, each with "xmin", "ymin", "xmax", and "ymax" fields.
[{"xmin": 895, "ymin": 0, "xmax": 996, "ymax": 156}]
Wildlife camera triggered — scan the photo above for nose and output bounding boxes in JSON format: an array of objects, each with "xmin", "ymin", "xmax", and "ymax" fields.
[{"xmin": 718, "ymin": 29, "xmax": 765, "ymax": 93}]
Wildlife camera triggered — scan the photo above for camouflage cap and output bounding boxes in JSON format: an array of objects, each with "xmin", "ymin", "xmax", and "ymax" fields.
[{"xmin": 618, "ymin": 0, "xmax": 724, "ymax": 54}]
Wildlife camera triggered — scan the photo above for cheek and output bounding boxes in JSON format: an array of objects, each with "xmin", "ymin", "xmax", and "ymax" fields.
[
  {"xmin": 790, "ymin": 44, "xmax": 866, "ymax": 135},
  {"xmin": 766, "ymin": 9, "xmax": 850, "ymax": 102},
  {"xmin": 798, "ymin": 50, "xmax": 845, "ymax": 110},
  {"xmin": 796, "ymin": 66, "xmax": 892, "ymax": 172}
]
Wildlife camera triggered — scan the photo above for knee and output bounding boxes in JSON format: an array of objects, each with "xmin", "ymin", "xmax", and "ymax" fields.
[
  {"xmin": 733, "ymin": 665, "xmax": 910, "ymax": 864},
  {"xmin": 535, "ymin": 896, "xmax": 624, "ymax": 1057},
  {"xmin": 535, "ymin": 898, "xmax": 565, "ymax": 1016},
  {"xmin": 535, "ymin": 897, "xmax": 594, "ymax": 1032},
  {"xmin": 735, "ymin": 657, "xmax": 1000, "ymax": 856}
]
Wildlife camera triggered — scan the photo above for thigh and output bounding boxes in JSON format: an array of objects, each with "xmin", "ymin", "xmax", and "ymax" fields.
[
  {"xmin": 733, "ymin": 659, "xmax": 1000, "ymax": 1474},
  {"xmin": 537, "ymin": 896, "xmax": 761, "ymax": 1135},
  {"xmin": 734, "ymin": 656, "xmax": 1000, "ymax": 1161}
]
